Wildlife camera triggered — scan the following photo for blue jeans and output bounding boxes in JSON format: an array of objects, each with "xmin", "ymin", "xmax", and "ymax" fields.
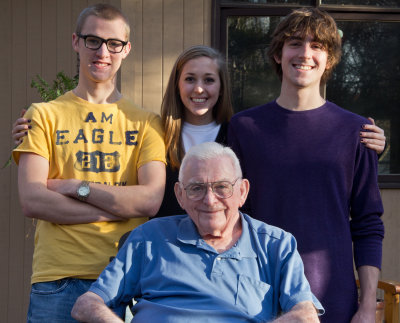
[{"xmin": 27, "ymin": 278, "xmax": 95, "ymax": 323}]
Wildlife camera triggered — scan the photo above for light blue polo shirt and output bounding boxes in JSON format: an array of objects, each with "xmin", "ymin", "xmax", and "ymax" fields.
[{"xmin": 90, "ymin": 213, "xmax": 323, "ymax": 322}]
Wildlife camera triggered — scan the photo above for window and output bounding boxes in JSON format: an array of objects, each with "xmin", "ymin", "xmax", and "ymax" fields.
[
  {"xmin": 212, "ymin": 0, "xmax": 400, "ymax": 187},
  {"xmin": 322, "ymin": 0, "xmax": 399, "ymax": 7}
]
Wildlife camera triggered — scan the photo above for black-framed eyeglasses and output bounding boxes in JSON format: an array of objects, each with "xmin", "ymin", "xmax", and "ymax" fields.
[
  {"xmin": 183, "ymin": 178, "xmax": 241, "ymax": 201},
  {"xmin": 77, "ymin": 34, "xmax": 128, "ymax": 53}
]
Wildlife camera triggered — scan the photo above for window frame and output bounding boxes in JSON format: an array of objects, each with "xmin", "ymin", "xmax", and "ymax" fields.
[{"xmin": 212, "ymin": 0, "xmax": 400, "ymax": 188}]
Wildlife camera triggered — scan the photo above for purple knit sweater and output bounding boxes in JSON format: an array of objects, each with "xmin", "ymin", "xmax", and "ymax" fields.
[{"xmin": 228, "ymin": 100, "xmax": 384, "ymax": 323}]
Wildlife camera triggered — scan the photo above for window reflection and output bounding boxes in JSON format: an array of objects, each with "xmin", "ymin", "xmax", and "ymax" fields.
[
  {"xmin": 322, "ymin": 0, "xmax": 399, "ymax": 7},
  {"xmin": 222, "ymin": 0, "xmax": 313, "ymax": 4},
  {"xmin": 228, "ymin": 16, "xmax": 280, "ymax": 111},
  {"xmin": 328, "ymin": 20, "xmax": 400, "ymax": 174}
]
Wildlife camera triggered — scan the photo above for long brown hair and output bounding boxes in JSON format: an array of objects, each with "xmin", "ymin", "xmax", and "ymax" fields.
[{"xmin": 161, "ymin": 45, "xmax": 233, "ymax": 170}]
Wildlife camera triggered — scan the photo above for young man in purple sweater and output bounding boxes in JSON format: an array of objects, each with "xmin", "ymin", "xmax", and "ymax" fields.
[{"xmin": 228, "ymin": 8, "xmax": 384, "ymax": 323}]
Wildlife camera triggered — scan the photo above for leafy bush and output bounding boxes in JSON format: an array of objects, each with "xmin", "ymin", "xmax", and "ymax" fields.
[{"xmin": 31, "ymin": 72, "xmax": 78, "ymax": 102}]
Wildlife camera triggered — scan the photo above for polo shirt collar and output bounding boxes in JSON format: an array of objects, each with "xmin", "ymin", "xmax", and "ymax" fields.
[{"xmin": 177, "ymin": 212, "xmax": 257, "ymax": 259}]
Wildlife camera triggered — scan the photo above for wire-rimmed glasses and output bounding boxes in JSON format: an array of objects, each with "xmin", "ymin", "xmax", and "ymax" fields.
[{"xmin": 183, "ymin": 178, "xmax": 240, "ymax": 201}]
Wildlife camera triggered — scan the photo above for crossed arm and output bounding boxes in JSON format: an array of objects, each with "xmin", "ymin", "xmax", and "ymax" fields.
[{"xmin": 18, "ymin": 153, "xmax": 165, "ymax": 224}]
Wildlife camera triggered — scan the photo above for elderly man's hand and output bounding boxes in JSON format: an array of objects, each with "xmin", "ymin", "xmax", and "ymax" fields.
[
  {"xmin": 272, "ymin": 301, "xmax": 320, "ymax": 323},
  {"xmin": 71, "ymin": 291, "xmax": 123, "ymax": 323}
]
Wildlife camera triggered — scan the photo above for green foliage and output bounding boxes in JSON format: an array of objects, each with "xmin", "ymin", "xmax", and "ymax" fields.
[
  {"xmin": 2, "ymin": 72, "xmax": 78, "ymax": 169},
  {"xmin": 31, "ymin": 72, "xmax": 79, "ymax": 102},
  {"xmin": 2, "ymin": 156, "xmax": 12, "ymax": 169}
]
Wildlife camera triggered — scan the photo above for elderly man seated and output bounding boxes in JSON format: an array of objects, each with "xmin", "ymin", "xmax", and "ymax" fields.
[{"xmin": 71, "ymin": 142, "xmax": 324, "ymax": 322}]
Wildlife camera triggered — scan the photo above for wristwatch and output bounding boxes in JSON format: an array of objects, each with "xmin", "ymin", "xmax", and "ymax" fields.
[{"xmin": 77, "ymin": 180, "xmax": 90, "ymax": 202}]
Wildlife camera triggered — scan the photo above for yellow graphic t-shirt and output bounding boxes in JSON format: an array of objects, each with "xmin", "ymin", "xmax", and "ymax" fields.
[{"xmin": 13, "ymin": 91, "xmax": 166, "ymax": 283}]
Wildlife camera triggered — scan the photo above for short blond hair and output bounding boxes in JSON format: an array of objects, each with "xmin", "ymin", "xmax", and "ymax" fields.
[{"xmin": 75, "ymin": 3, "xmax": 130, "ymax": 41}]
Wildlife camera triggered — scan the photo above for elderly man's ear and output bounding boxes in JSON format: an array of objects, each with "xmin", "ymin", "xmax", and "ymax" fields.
[
  {"xmin": 239, "ymin": 179, "xmax": 250, "ymax": 208},
  {"xmin": 174, "ymin": 182, "xmax": 185, "ymax": 209}
]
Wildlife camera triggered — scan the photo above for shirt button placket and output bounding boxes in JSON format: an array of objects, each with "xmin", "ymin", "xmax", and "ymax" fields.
[{"xmin": 211, "ymin": 256, "xmax": 223, "ymax": 276}]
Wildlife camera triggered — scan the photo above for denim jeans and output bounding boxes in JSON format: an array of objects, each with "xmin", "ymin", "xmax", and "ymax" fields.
[{"xmin": 27, "ymin": 278, "xmax": 95, "ymax": 323}]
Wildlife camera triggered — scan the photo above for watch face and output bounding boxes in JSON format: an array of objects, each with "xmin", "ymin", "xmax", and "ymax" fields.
[{"xmin": 78, "ymin": 186, "xmax": 90, "ymax": 196}]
